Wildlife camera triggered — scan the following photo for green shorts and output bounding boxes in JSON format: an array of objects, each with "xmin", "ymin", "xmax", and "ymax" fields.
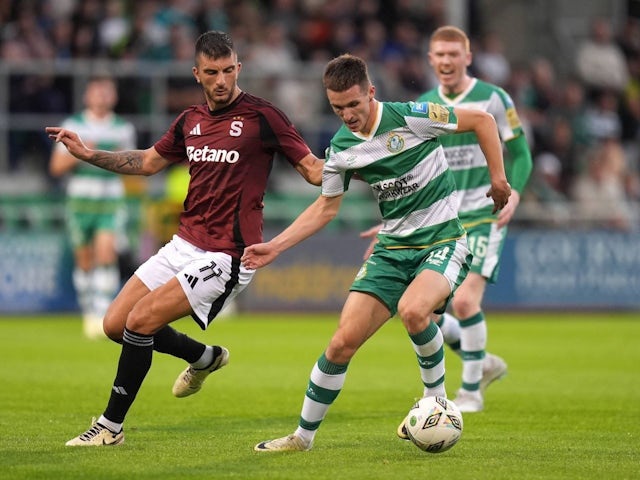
[
  {"xmin": 66, "ymin": 199, "xmax": 124, "ymax": 248},
  {"xmin": 463, "ymin": 220, "xmax": 507, "ymax": 283},
  {"xmin": 350, "ymin": 237, "xmax": 471, "ymax": 317}
]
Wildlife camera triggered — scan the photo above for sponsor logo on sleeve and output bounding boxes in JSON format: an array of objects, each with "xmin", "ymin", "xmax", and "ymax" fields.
[
  {"xmin": 411, "ymin": 101, "xmax": 428, "ymax": 113},
  {"xmin": 506, "ymin": 107, "xmax": 521, "ymax": 130},
  {"xmin": 427, "ymin": 102, "xmax": 450, "ymax": 124}
]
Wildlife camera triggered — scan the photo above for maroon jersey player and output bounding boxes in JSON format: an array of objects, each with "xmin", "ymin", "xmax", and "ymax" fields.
[
  {"xmin": 46, "ymin": 31, "xmax": 323, "ymax": 447},
  {"xmin": 154, "ymin": 94, "xmax": 313, "ymax": 256}
]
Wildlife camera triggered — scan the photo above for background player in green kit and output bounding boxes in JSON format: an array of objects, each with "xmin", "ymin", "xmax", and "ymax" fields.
[
  {"xmin": 417, "ymin": 26, "xmax": 532, "ymax": 413},
  {"xmin": 241, "ymin": 53, "xmax": 511, "ymax": 452},
  {"xmin": 364, "ymin": 26, "xmax": 533, "ymax": 415},
  {"xmin": 50, "ymin": 76, "xmax": 136, "ymax": 339}
]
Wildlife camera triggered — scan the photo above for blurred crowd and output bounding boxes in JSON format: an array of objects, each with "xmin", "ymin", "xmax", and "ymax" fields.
[
  {"xmin": 512, "ymin": 16, "xmax": 640, "ymax": 231},
  {"xmin": 1, "ymin": 0, "xmax": 640, "ymax": 230}
]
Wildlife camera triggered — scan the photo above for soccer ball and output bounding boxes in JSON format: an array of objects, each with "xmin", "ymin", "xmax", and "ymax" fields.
[{"xmin": 405, "ymin": 396, "xmax": 463, "ymax": 453}]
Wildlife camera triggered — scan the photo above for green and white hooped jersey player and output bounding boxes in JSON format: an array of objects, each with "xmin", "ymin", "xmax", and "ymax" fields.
[
  {"xmin": 323, "ymin": 100, "xmax": 465, "ymax": 248},
  {"xmin": 323, "ymin": 101, "xmax": 471, "ymax": 315},
  {"xmin": 417, "ymin": 79, "xmax": 532, "ymax": 282},
  {"xmin": 56, "ymin": 111, "xmax": 136, "ymax": 246}
]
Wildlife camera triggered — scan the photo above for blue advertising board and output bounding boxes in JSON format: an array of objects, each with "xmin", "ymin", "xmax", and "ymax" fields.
[
  {"xmin": 240, "ymin": 228, "xmax": 640, "ymax": 312},
  {"xmin": 0, "ymin": 232, "xmax": 78, "ymax": 312},
  {"xmin": 0, "ymin": 230, "xmax": 638, "ymax": 313},
  {"xmin": 484, "ymin": 230, "xmax": 640, "ymax": 310},
  {"xmin": 239, "ymin": 230, "xmax": 363, "ymax": 312}
]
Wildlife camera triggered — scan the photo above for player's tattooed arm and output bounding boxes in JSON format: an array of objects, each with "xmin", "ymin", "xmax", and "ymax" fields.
[
  {"xmin": 45, "ymin": 126, "xmax": 169, "ymax": 175},
  {"xmin": 89, "ymin": 150, "xmax": 144, "ymax": 174}
]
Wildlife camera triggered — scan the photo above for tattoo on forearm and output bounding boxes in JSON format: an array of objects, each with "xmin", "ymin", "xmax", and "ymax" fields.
[{"xmin": 89, "ymin": 150, "xmax": 143, "ymax": 173}]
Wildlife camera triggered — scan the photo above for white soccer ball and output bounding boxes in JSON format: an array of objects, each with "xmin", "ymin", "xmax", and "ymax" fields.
[{"xmin": 405, "ymin": 396, "xmax": 463, "ymax": 453}]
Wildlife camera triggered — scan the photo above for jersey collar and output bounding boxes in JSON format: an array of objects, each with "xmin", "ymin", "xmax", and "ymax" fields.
[
  {"xmin": 437, "ymin": 77, "xmax": 477, "ymax": 106},
  {"xmin": 351, "ymin": 100, "xmax": 383, "ymax": 141}
]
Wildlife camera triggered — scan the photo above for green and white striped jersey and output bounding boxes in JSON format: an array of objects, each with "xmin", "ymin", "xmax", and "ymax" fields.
[
  {"xmin": 323, "ymin": 101, "xmax": 465, "ymax": 249},
  {"xmin": 56, "ymin": 111, "xmax": 136, "ymax": 202},
  {"xmin": 417, "ymin": 78, "xmax": 524, "ymax": 224}
]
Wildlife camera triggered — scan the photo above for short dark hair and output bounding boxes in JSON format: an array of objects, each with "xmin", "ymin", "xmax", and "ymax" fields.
[
  {"xmin": 322, "ymin": 54, "xmax": 371, "ymax": 92},
  {"xmin": 195, "ymin": 31, "xmax": 235, "ymax": 62}
]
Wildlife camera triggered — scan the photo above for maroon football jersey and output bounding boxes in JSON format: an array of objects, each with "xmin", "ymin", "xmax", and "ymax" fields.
[{"xmin": 154, "ymin": 92, "xmax": 311, "ymax": 257}]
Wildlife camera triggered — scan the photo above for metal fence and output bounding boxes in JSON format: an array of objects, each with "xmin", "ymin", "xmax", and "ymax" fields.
[
  {"xmin": 0, "ymin": 59, "xmax": 339, "ymax": 173},
  {"xmin": 1, "ymin": 59, "xmax": 638, "ymax": 232}
]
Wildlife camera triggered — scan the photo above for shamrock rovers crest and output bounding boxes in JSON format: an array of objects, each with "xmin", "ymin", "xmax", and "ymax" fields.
[{"xmin": 386, "ymin": 133, "xmax": 405, "ymax": 153}]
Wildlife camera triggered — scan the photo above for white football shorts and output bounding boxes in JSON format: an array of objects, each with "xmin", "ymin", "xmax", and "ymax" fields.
[{"xmin": 135, "ymin": 235, "xmax": 254, "ymax": 329}]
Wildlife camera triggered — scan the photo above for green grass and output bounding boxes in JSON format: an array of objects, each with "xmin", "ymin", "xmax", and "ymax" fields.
[{"xmin": 0, "ymin": 312, "xmax": 638, "ymax": 479}]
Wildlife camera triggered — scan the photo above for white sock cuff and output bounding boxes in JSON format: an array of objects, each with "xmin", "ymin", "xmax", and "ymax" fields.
[{"xmin": 97, "ymin": 415, "xmax": 123, "ymax": 434}]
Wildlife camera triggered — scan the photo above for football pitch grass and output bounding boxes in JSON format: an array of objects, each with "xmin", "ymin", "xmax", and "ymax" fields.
[{"xmin": 1, "ymin": 312, "xmax": 638, "ymax": 480}]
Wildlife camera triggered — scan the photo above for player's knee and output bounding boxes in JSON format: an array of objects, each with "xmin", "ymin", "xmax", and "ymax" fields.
[
  {"xmin": 451, "ymin": 295, "xmax": 479, "ymax": 318},
  {"xmin": 124, "ymin": 305, "xmax": 149, "ymax": 332},
  {"xmin": 326, "ymin": 335, "xmax": 358, "ymax": 364},
  {"xmin": 125, "ymin": 306, "xmax": 167, "ymax": 336},
  {"xmin": 102, "ymin": 313, "xmax": 124, "ymax": 342},
  {"xmin": 398, "ymin": 302, "xmax": 429, "ymax": 335}
]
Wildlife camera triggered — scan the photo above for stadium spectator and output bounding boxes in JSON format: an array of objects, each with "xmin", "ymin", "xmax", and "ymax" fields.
[
  {"xmin": 4, "ymin": 31, "xmax": 69, "ymax": 173},
  {"xmin": 473, "ymin": 31, "xmax": 511, "ymax": 87},
  {"xmin": 68, "ymin": 0, "xmax": 102, "ymax": 58},
  {"xmin": 262, "ymin": 0, "xmax": 297, "ymax": 36},
  {"xmin": 535, "ymin": 114, "xmax": 582, "ymax": 196},
  {"xmin": 550, "ymin": 77, "xmax": 592, "ymax": 156},
  {"xmin": 165, "ymin": 25, "xmax": 205, "ymax": 114},
  {"xmin": 246, "ymin": 21, "xmax": 298, "ymax": 77},
  {"xmin": 619, "ymin": 53, "xmax": 640, "ymax": 173},
  {"xmin": 582, "ymin": 89, "xmax": 623, "ymax": 146},
  {"xmin": 398, "ymin": 49, "xmax": 432, "ymax": 99},
  {"xmin": 570, "ymin": 139, "xmax": 636, "ymax": 231},
  {"xmin": 387, "ymin": 19, "xmax": 432, "ymax": 98},
  {"xmin": 5, "ymin": 2, "xmax": 56, "ymax": 59},
  {"xmin": 575, "ymin": 17, "xmax": 630, "ymax": 95},
  {"xmin": 242, "ymin": 53, "xmax": 510, "ymax": 452},
  {"xmin": 327, "ymin": 17, "xmax": 359, "ymax": 58},
  {"xmin": 49, "ymin": 15, "xmax": 74, "ymax": 59},
  {"xmin": 616, "ymin": 16, "xmax": 640, "ymax": 60},
  {"xmin": 49, "ymin": 76, "xmax": 137, "ymax": 339},
  {"xmin": 194, "ymin": 0, "xmax": 229, "ymax": 35},
  {"xmin": 520, "ymin": 152, "xmax": 571, "ymax": 227},
  {"xmin": 379, "ymin": 0, "xmax": 444, "ymax": 35},
  {"xmin": 98, "ymin": 0, "xmax": 132, "ymax": 58},
  {"xmin": 521, "ymin": 57, "xmax": 559, "ymax": 148},
  {"xmin": 118, "ymin": 0, "xmax": 168, "ymax": 60},
  {"xmin": 48, "ymin": 30, "xmax": 324, "ymax": 447}
]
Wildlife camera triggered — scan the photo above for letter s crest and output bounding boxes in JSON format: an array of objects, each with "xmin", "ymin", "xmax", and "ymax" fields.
[{"xmin": 230, "ymin": 121, "xmax": 243, "ymax": 137}]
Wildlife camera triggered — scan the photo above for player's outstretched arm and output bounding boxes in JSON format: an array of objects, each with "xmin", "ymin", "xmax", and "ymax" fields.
[
  {"xmin": 295, "ymin": 153, "xmax": 325, "ymax": 186},
  {"xmin": 46, "ymin": 127, "xmax": 169, "ymax": 176},
  {"xmin": 242, "ymin": 194, "xmax": 342, "ymax": 269}
]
